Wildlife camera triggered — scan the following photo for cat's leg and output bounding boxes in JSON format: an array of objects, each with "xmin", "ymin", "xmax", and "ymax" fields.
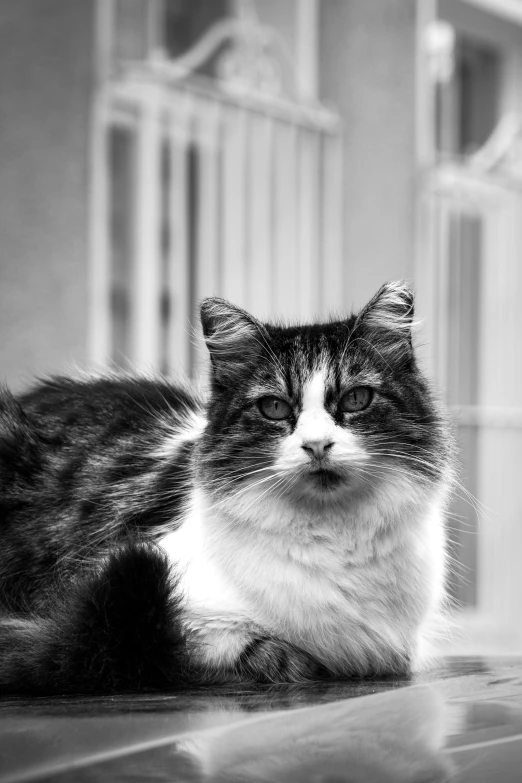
[
  {"xmin": 0, "ymin": 543, "xmax": 190, "ymax": 694},
  {"xmin": 234, "ymin": 636, "xmax": 332, "ymax": 683}
]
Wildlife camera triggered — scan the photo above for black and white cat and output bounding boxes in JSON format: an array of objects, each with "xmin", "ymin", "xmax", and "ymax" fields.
[{"xmin": 0, "ymin": 282, "xmax": 453, "ymax": 693}]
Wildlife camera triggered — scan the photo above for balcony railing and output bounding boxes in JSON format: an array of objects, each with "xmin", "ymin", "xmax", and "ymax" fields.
[{"xmin": 89, "ymin": 3, "xmax": 344, "ymax": 378}]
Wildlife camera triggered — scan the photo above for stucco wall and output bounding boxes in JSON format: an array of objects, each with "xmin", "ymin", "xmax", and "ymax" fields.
[
  {"xmin": 0, "ymin": 0, "xmax": 94, "ymax": 391},
  {"xmin": 0, "ymin": 0, "xmax": 419, "ymax": 388},
  {"xmin": 319, "ymin": 0, "xmax": 417, "ymax": 311}
]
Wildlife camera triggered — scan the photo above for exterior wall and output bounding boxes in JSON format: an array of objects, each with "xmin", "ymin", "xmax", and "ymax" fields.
[
  {"xmin": 319, "ymin": 0, "xmax": 417, "ymax": 311},
  {"xmin": 0, "ymin": 0, "xmax": 94, "ymax": 391},
  {"xmin": 0, "ymin": 0, "xmax": 418, "ymax": 390}
]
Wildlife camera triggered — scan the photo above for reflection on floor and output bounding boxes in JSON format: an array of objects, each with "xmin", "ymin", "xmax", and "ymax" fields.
[{"xmin": 1, "ymin": 657, "xmax": 522, "ymax": 782}]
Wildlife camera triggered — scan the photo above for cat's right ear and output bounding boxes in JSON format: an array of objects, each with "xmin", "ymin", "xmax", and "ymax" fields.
[{"xmin": 200, "ymin": 298, "xmax": 268, "ymax": 384}]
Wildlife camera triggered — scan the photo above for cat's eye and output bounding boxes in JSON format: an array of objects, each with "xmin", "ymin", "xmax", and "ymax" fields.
[
  {"xmin": 340, "ymin": 387, "xmax": 373, "ymax": 413},
  {"xmin": 258, "ymin": 397, "xmax": 293, "ymax": 421}
]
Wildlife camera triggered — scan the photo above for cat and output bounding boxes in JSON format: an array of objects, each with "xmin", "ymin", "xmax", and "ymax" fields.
[{"xmin": 0, "ymin": 281, "xmax": 454, "ymax": 694}]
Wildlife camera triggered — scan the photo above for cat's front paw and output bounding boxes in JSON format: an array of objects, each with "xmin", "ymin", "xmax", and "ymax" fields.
[{"xmin": 236, "ymin": 637, "xmax": 332, "ymax": 683}]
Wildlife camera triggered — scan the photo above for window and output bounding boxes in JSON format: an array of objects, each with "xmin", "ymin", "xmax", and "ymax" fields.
[
  {"xmin": 419, "ymin": 1, "xmax": 522, "ymax": 652},
  {"xmin": 436, "ymin": 36, "xmax": 502, "ymax": 157},
  {"xmin": 164, "ymin": 0, "xmax": 230, "ymax": 64}
]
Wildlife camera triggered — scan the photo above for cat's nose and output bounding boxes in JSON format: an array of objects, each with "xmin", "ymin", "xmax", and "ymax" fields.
[{"xmin": 302, "ymin": 440, "xmax": 334, "ymax": 460}]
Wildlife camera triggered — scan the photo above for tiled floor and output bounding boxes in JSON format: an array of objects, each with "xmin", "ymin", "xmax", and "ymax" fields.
[{"xmin": 1, "ymin": 657, "xmax": 522, "ymax": 782}]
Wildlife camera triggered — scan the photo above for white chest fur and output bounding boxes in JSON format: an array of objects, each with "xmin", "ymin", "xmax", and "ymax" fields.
[{"xmin": 160, "ymin": 486, "xmax": 447, "ymax": 675}]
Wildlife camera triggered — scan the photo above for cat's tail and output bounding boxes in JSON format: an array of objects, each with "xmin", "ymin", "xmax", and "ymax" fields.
[{"xmin": 0, "ymin": 543, "xmax": 190, "ymax": 694}]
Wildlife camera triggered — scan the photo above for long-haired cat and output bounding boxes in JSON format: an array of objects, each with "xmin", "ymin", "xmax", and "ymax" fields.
[{"xmin": 0, "ymin": 282, "xmax": 453, "ymax": 693}]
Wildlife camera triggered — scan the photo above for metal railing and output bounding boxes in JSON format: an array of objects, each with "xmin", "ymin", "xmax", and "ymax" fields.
[{"xmin": 90, "ymin": 8, "xmax": 344, "ymax": 378}]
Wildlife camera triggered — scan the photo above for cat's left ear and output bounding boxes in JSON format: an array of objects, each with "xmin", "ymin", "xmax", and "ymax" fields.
[
  {"xmin": 358, "ymin": 281, "xmax": 415, "ymax": 334},
  {"xmin": 355, "ymin": 281, "xmax": 415, "ymax": 361},
  {"xmin": 200, "ymin": 298, "xmax": 269, "ymax": 384}
]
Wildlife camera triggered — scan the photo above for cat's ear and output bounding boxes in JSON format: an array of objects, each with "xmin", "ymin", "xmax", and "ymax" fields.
[
  {"xmin": 358, "ymin": 281, "xmax": 415, "ymax": 332},
  {"xmin": 200, "ymin": 298, "xmax": 268, "ymax": 384},
  {"xmin": 355, "ymin": 281, "xmax": 415, "ymax": 362}
]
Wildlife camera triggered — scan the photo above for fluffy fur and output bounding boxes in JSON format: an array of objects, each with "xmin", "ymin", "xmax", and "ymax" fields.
[{"xmin": 0, "ymin": 282, "xmax": 454, "ymax": 693}]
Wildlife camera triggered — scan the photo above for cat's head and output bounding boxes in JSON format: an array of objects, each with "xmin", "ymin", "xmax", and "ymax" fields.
[{"xmin": 198, "ymin": 282, "xmax": 451, "ymax": 519}]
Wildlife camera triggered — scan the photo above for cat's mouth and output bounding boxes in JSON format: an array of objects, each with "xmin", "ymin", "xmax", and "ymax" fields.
[{"xmin": 307, "ymin": 467, "xmax": 343, "ymax": 491}]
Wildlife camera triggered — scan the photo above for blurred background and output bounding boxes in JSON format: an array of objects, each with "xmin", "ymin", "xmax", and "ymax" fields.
[{"xmin": 1, "ymin": 0, "xmax": 521, "ymax": 655}]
